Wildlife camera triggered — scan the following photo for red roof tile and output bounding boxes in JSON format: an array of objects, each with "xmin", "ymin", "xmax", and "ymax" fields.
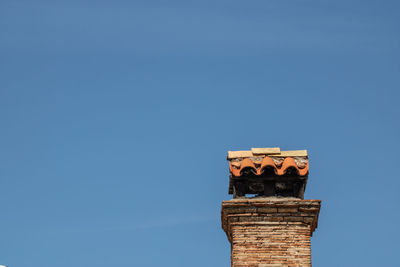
[{"xmin": 228, "ymin": 148, "xmax": 309, "ymax": 177}]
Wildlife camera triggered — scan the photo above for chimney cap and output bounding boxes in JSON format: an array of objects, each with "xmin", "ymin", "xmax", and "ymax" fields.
[{"xmin": 227, "ymin": 147, "xmax": 309, "ymax": 198}]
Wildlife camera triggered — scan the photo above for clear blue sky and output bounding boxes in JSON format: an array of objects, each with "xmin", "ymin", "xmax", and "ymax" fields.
[{"xmin": 1, "ymin": 0, "xmax": 399, "ymax": 266}]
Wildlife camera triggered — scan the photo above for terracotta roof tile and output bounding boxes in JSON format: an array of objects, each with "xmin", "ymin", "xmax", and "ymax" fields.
[{"xmin": 227, "ymin": 147, "xmax": 309, "ymax": 177}]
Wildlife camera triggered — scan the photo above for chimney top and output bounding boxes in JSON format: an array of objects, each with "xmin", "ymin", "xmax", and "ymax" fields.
[{"xmin": 227, "ymin": 147, "xmax": 309, "ymax": 198}]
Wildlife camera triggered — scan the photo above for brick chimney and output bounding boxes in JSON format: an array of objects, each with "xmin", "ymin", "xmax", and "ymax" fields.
[{"xmin": 221, "ymin": 148, "xmax": 321, "ymax": 267}]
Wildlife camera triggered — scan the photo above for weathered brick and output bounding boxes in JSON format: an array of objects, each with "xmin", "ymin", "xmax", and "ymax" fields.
[
  {"xmin": 278, "ymin": 207, "xmax": 298, "ymax": 213},
  {"xmin": 222, "ymin": 199, "xmax": 321, "ymax": 267}
]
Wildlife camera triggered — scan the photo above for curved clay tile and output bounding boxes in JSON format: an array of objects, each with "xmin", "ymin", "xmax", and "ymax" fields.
[
  {"xmin": 229, "ymin": 158, "xmax": 257, "ymax": 177},
  {"xmin": 277, "ymin": 157, "xmax": 297, "ymax": 175},
  {"xmin": 298, "ymin": 161, "xmax": 309, "ymax": 176},
  {"xmin": 230, "ymin": 156, "xmax": 308, "ymax": 177},
  {"xmin": 229, "ymin": 162, "xmax": 241, "ymax": 176},
  {"xmin": 259, "ymin": 156, "xmax": 278, "ymax": 175},
  {"xmin": 239, "ymin": 158, "xmax": 257, "ymax": 175},
  {"xmin": 278, "ymin": 157, "xmax": 309, "ymax": 176}
]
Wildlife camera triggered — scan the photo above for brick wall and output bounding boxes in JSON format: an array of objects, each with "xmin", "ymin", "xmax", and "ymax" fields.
[{"xmin": 221, "ymin": 198, "xmax": 320, "ymax": 267}]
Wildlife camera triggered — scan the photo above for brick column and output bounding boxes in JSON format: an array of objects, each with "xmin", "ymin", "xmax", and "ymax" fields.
[{"xmin": 221, "ymin": 198, "xmax": 321, "ymax": 267}]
